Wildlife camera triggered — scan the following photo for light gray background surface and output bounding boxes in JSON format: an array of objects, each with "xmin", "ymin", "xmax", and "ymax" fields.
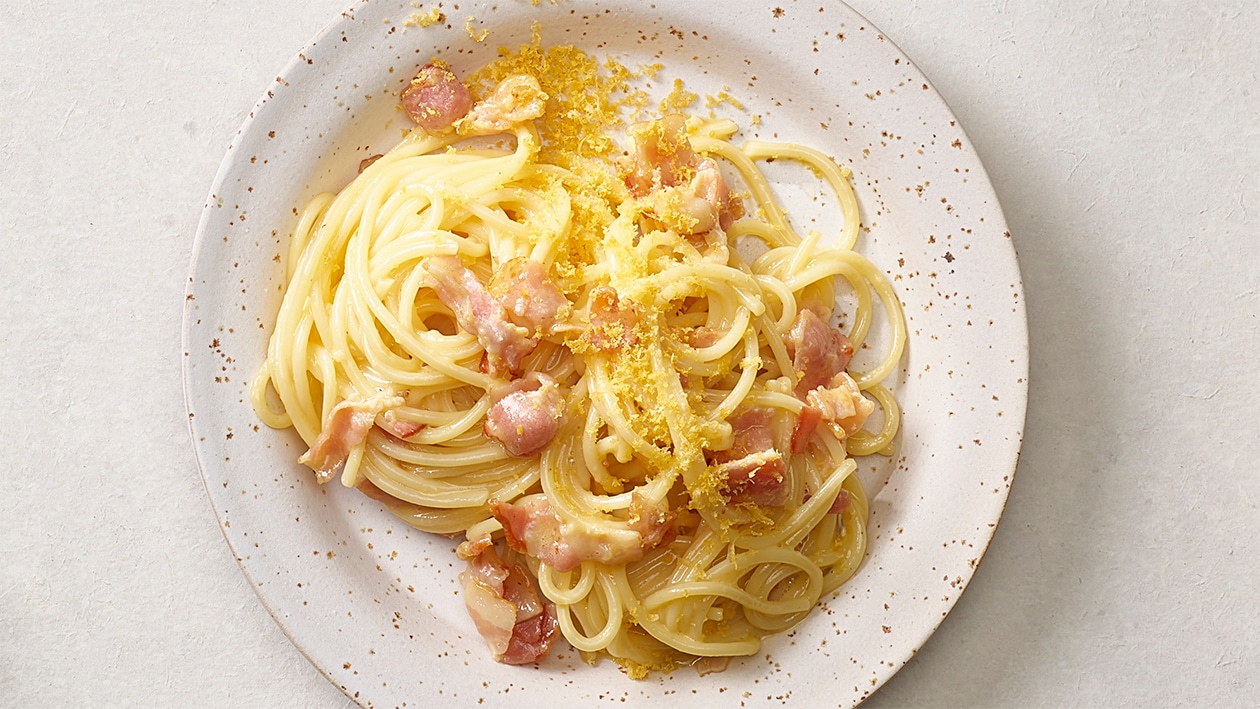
[{"xmin": 2, "ymin": 1, "xmax": 1256, "ymax": 706}]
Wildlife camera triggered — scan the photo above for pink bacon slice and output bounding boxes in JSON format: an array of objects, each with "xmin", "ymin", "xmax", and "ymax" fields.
[
  {"xmin": 805, "ymin": 372, "xmax": 874, "ymax": 440},
  {"xmin": 785, "ymin": 308, "xmax": 855, "ymax": 397},
  {"xmin": 461, "ymin": 74, "xmax": 548, "ymax": 134},
  {"xmin": 487, "ymin": 257, "xmax": 570, "ymax": 336},
  {"xmin": 489, "ymin": 494, "xmax": 672, "ymax": 573},
  {"xmin": 483, "ymin": 374, "xmax": 565, "ymax": 457},
  {"xmin": 401, "ymin": 63, "xmax": 473, "ymax": 132},
  {"xmin": 424, "ymin": 255, "xmax": 537, "ymax": 378},
  {"xmin": 582, "ymin": 285, "xmax": 640, "ymax": 352},
  {"xmin": 298, "ymin": 394, "xmax": 403, "ymax": 483},
  {"xmin": 459, "ymin": 544, "xmax": 558, "ymax": 665},
  {"xmin": 709, "ymin": 407, "xmax": 794, "ymax": 507}
]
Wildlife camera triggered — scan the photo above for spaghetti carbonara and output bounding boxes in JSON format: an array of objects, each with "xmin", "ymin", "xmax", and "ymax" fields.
[{"xmin": 251, "ymin": 40, "xmax": 906, "ymax": 677}]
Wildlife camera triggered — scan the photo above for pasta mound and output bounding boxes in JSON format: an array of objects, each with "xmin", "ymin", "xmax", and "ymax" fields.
[{"xmin": 252, "ymin": 33, "xmax": 906, "ymax": 676}]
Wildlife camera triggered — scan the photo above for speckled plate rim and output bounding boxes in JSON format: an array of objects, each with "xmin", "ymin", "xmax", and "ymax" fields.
[{"xmin": 183, "ymin": 1, "xmax": 1028, "ymax": 706}]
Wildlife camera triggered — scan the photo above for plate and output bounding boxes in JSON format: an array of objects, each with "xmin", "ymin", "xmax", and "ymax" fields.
[{"xmin": 183, "ymin": 1, "xmax": 1027, "ymax": 706}]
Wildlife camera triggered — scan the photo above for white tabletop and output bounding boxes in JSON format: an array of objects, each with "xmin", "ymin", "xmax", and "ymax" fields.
[{"xmin": 2, "ymin": 1, "xmax": 1256, "ymax": 706}]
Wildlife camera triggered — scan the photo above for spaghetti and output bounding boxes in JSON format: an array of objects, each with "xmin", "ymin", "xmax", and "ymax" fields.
[{"xmin": 251, "ymin": 41, "xmax": 906, "ymax": 677}]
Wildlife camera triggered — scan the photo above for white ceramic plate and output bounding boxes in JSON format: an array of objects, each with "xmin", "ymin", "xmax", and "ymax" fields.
[{"xmin": 183, "ymin": 1, "xmax": 1027, "ymax": 706}]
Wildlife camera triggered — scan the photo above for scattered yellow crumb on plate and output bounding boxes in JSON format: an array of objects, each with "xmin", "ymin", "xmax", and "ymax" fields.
[
  {"xmin": 403, "ymin": 6, "xmax": 444, "ymax": 28},
  {"xmin": 465, "ymin": 16, "xmax": 489, "ymax": 41}
]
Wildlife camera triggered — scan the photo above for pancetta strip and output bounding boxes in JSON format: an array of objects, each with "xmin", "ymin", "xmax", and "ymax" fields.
[
  {"xmin": 298, "ymin": 394, "xmax": 403, "ymax": 483},
  {"xmin": 806, "ymin": 372, "xmax": 874, "ymax": 439},
  {"xmin": 401, "ymin": 64, "xmax": 473, "ymax": 132},
  {"xmin": 490, "ymin": 495, "xmax": 673, "ymax": 573},
  {"xmin": 483, "ymin": 374, "xmax": 566, "ymax": 457},
  {"xmin": 619, "ymin": 114, "xmax": 697, "ymax": 196},
  {"xmin": 487, "ymin": 257, "xmax": 570, "ymax": 336},
  {"xmin": 786, "ymin": 309, "xmax": 854, "ymax": 396},
  {"xmin": 425, "ymin": 255, "xmax": 537, "ymax": 377},
  {"xmin": 582, "ymin": 286, "xmax": 640, "ymax": 352},
  {"xmin": 459, "ymin": 545, "xmax": 559, "ymax": 665},
  {"xmin": 460, "ymin": 74, "xmax": 548, "ymax": 134}
]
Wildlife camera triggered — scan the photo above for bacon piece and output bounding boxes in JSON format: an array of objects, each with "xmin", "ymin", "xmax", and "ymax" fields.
[
  {"xmin": 714, "ymin": 408, "xmax": 777, "ymax": 462},
  {"xmin": 461, "ymin": 75, "xmax": 548, "ymax": 134},
  {"xmin": 828, "ymin": 488, "xmax": 852, "ymax": 515},
  {"xmin": 694, "ymin": 655, "xmax": 732, "ymax": 677},
  {"xmin": 710, "ymin": 407, "xmax": 791, "ymax": 507},
  {"xmin": 658, "ymin": 157, "xmax": 741, "ymax": 235},
  {"xmin": 483, "ymin": 374, "xmax": 565, "ymax": 457},
  {"xmin": 688, "ymin": 159, "xmax": 733, "ymax": 232},
  {"xmin": 459, "ymin": 545, "xmax": 558, "ymax": 664},
  {"xmin": 620, "ymin": 115, "xmax": 743, "ymax": 236},
  {"xmin": 355, "ymin": 477, "xmax": 401, "ymax": 506},
  {"xmin": 696, "ymin": 158, "xmax": 744, "ymax": 231},
  {"xmin": 379, "ymin": 409, "xmax": 424, "ymax": 439},
  {"xmin": 401, "ymin": 64, "xmax": 473, "ymax": 132},
  {"xmin": 620, "ymin": 114, "xmax": 697, "ymax": 196},
  {"xmin": 713, "ymin": 449, "xmax": 789, "ymax": 507},
  {"xmin": 790, "ymin": 405, "xmax": 822, "ymax": 454},
  {"xmin": 626, "ymin": 493, "xmax": 676, "ymax": 551},
  {"xmin": 501, "ymin": 603, "xmax": 559, "ymax": 665},
  {"xmin": 684, "ymin": 228, "xmax": 733, "ymax": 265},
  {"xmin": 299, "ymin": 402, "xmax": 374, "ymax": 483},
  {"xmin": 500, "ymin": 565, "xmax": 545, "ymax": 624},
  {"xmin": 785, "ymin": 309, "xmax": 855, "ymax": 396},
  {"xmin": 806, "ymin": 372, "xmax": 874, "ymax": 439},
  {"xmin": 357, "ymin": 154, "xmax": 383, "ymax": 174},
  {"xmin": 582, "ymin": 286, "xmax": 640, "ymax": 352},
  {"xmin": 298, "ymin": 394, "xmax": 403, "ymax": 483},
  {"xmin": 461, "ymin": 574, "xmax": 516, "ymax": 657},
  {"xmin": 456, "ymin": 534, "xmax": 495, "ymax": 560},
  {"xmin": 490, "ymin": 494, "xmax": 672, "ymax": 573},
  {"xmin": 492, "ymin": 497, "xmax": 558, "ymax": 562},
  {"xmin": 488, "ymin": 257, "xmax": 569, "ymax": 336},
  {"xmin": 465, "ymin": 544, "xmax": 512, "ymax": 590},
  {"xmin": 425, "ymin": 255, "xmax": 536, "ymax": 378},
  {"xmin": 683, "ymin": 325, "xmax": 721, "ymax": 348}
]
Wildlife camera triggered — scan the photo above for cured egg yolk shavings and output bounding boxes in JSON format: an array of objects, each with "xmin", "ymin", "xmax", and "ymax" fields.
[{"xmin": 251, "ymin": 32, "xmax": 906, "ymax": 677}]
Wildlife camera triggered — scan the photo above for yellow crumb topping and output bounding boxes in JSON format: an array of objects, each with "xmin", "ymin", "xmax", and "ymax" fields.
[
  {"xmin": 460, "ymin": 26, "xmax": 657, "ymax": 167},
  {"xmin": 705, "ymin": 87, "xmax": 746, "ymax": 113},
  {"xmin": 464, "ymin": 17, "xmax": 489, "ymax": 41},
  {"xmin": 402, "ymin": 6, "xmax": 443, "ymax": 28},
  {"xmin": 459, "ymin": 33, "xmax": 759, "ymax": 539},
  {"xmin": 459, "ymin": 26, "xmax": 666, "ymax": 298},
  {"xmin": 659, "ymin": 78, "xmax": 698, "ymax": 114}
]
